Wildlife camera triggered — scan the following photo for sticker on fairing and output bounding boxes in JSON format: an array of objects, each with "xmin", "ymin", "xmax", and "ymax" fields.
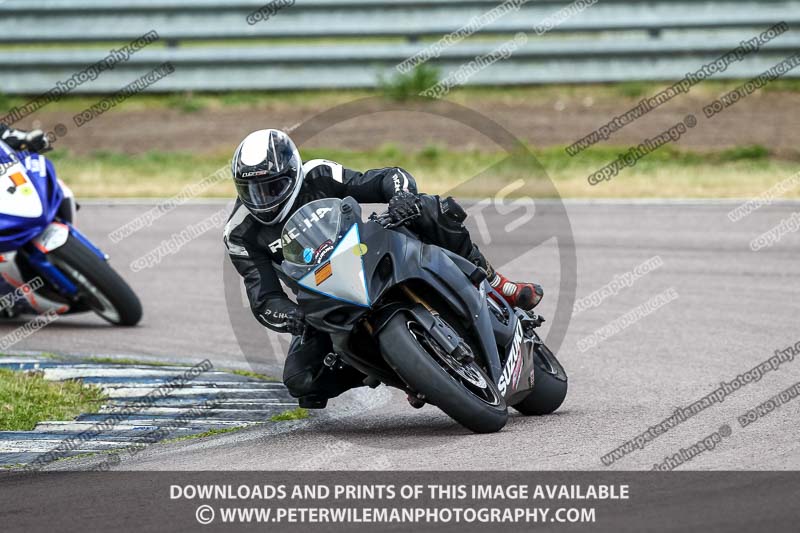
[
  {"xmin": 0, "ymin": 163, "xmax": 42, "ymax": 218},
  {"xmin": 498, "ymin": 320, "xmax": 524, "ymax": 395},
  {"xmin": 314, "ymin": 261, "xmax": 332, "ymax": 285},
  {"xmin": 312, "ymin": 239, "xmax": 334, "ymax": 264},
  {"xmin": 297, "ymin": 224, "xmax": 369, "ymax": 307}
]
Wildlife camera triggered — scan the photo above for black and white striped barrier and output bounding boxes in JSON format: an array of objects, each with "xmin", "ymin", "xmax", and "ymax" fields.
[{"xmin": 0, "ymin": 357, "xmax": 297, "ymax": 467}]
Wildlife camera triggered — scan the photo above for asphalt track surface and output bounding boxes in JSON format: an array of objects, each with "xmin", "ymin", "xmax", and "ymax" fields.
[{"xmin": 5, "ymin": 200, "xmax": 800, "ymax": 471}]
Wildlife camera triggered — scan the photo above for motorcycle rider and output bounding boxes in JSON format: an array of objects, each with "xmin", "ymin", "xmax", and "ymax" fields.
[
  {"xmin": 224, "ymin": 129, "xmax": 543, "ymax": 408},
  {"xmin": 0, "ymin": 124, "xmax": 50, "ymax": 153}
]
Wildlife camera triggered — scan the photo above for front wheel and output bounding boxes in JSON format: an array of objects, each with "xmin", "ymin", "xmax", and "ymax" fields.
[
  {"xmin": 48, "ymin": 234, "xmax": 142, "ymax": 326},
  {"xmin": 379, "ymin": 312, "xmax": 507, "ymax": 433}
]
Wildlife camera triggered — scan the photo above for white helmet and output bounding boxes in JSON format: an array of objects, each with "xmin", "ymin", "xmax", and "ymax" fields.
[{"xmin": 231, "ymin": 129, "xmax": 303, "ymax": 225}]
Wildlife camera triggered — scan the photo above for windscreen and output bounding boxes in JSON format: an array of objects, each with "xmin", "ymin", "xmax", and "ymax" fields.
[{"xmin": 281, "ymin": 198, "xmax": 342, "ymax": 266}]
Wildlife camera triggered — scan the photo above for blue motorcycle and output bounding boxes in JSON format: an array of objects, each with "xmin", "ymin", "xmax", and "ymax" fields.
[{"xmin": 0, "ymin": 140, "xmax": 141, "ymax": 326}]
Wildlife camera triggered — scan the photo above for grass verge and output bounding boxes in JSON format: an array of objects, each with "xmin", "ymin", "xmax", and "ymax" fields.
[
  {"xmin": 270, "ymin": 408, "xmax": 309, "ymax": 422},
  {"xmin": 229, "ymin": 369, "xmax": 279, "ymax": 382},
  {"xmin": 165, "ymin": 425, "xmax": 247, "ymax": 443},
  {"xmin": 83, "ymin": 356, "xmax": 182, "ymax": 367},
  {"xmin": 49, "ymin": 144, "xmax": 800, "ymax": 199},
  {"xmin": 0, "ymin": 369, "xmax": 106, "ymax": 431}
]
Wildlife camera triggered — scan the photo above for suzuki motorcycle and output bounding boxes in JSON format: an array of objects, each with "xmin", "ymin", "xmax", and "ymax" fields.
[
  {"xmin": 280, "ymin": 196, "xmax": 567, "ymax": 433},
  {"xmin": 0, "ymin": 140, "xmax": 141, "ymax": 325}
]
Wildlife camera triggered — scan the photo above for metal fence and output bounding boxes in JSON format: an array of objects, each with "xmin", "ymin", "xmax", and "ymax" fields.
[{"xmin": 1, "ymin": 0, "xmax": 798, "ymax": 93}]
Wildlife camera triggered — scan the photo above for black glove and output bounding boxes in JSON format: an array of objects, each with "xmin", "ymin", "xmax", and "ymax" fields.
[
  {"xmin": 387, "ymin": 191, "xmax": 421, "ymax": 225},
  {"xmin": 259, "ymin": 299, "xmax": 306, "ymax": 336},
  {"xmin": 1, "ymin": 127, "xmax": 50, "ymax": 153}
]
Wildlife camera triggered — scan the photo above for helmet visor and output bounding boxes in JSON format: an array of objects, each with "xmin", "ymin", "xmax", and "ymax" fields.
[{"xmin": 234, "ymin": 173, "xmax": 295, "ymax": 213}]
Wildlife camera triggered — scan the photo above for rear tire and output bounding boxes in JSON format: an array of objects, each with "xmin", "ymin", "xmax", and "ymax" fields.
[
  {"xmin": 49, "ymin": 235, "xmax": 142, "ymax": 326},
  {"xmin": 512, "ymin": 343, "xmax": 567, "ymax": 416},
  {"xmin": 379, "ymin": 312, "xmax": 507, "ymax": 433}
]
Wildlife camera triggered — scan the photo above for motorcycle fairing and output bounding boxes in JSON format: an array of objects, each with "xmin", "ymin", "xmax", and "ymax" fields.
[
  {"xmin": 360, "ymin": 225, "xmax": 540, "ymax": 401},
  {"xmin": 283, "ymin": 197, "xmax": 536, "ymax": 392},
  {"xmin": 0, "ymin": 161, "xmax": 42, "ymax": 218},
  {"xmin": 343, "ymin": 219, "xmax": 504, "ymax": 383},
  {"xmin": 31, "ymin": 222, "xmax": 70, "ymax": 253},
  {"xmin": 0, "ymin": 143, "xmax": 109, "ymax": 305},
  {"xmin": 0, "ymin": 251, "xmax": 69, "ymax": 315},
  {"xmin": 0, "ymin": 146, "xmax": 63, "ymax": 253},
  {"xmin": 296, "ymin": 223, "xmax": 370, "ymax": 308}
]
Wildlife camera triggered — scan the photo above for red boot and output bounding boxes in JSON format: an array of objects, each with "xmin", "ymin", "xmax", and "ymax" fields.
[
  {"xmin": 488, "ymin": 270, "xmax": 543, "ymax": 311},
  {"xmin": 466, "ymin": 245, "xmax": 543, "ymax": 311}
]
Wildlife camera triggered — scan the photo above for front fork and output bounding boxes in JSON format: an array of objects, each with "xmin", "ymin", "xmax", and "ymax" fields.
[{"xmin": 398, "ymin": 285, "xmax": 474, "ymax": 364}]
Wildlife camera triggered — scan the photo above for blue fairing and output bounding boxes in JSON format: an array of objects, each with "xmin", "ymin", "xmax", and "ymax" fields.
[{"xmin": 0, "ymin": 144, "xmax": 63, "ymax": 253}]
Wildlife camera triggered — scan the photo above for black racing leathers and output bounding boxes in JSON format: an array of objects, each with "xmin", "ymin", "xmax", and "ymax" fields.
[
  {"xmin": 224, "ymin": 159, "xmax": 421, "ymax": 333},
  {"xmin": 224, "ymin": 158, "xmax": 479, "ymax": 399}
]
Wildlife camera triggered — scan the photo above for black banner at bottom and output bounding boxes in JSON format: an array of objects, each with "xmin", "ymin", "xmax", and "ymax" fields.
[{"xmin": 1, "ymin": 471, "xmax": 798, "ymax": 532}]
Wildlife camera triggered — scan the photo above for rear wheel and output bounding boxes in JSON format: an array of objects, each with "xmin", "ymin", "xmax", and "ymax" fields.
[
  {"xmin": 48, "ymin": 235, "xmax": 142, "ymax": 326},
  {"xmin": 512, "ymin": 343, "xmax": 567, "ymax": 416},
  {"xmin": 379, "ymin": 312, "xmax": 507, "ymax": 433}
]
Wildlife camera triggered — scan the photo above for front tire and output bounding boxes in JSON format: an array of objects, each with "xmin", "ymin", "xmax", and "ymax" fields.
[
  {"xmin": 379, "ymin": 312, "xmax": 507, "ymax": 433},
  {"xmin": 49, "ymin": 235, "xmax": 142, "ymax": 326}
]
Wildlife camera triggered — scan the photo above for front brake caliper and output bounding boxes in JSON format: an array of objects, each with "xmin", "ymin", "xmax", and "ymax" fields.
[{"xmin": 427, "ymin": 314, "xmax": 461, "ymax": 355}]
